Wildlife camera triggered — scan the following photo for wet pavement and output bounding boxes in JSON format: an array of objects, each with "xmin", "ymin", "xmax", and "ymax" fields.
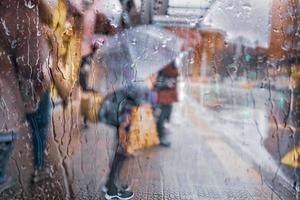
[{"xmin": 0, "ymin": 82, "xmax": 298, "ymax": 199}]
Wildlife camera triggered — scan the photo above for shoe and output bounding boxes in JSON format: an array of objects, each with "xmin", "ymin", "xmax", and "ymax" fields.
[
  {"xmin": 81, "ymin": 123, "xmax": 89, "ymax": 130},
  {"xmin": 105, "ymin": 190, "xmax": 134, "ymax": 200},
  {"xmin": 81, "ymin": 117, "xmax": 89, "ymax": 129},
  {"xmin": 102, "ymin": 184, "xmax": 131, "ymax": 193},
  {"xmin": 159, "ymin": 137, "xmax": 171, "ymax": 147},
  {"xmin": 31, "ymin": 168, "xmax": 51, "ymax": 184},
  {"xmin": 0, "ymin": 176, "xmax": 15, "ymax": 194},
  {"xmin": 293, "ymin": 181, "xmax": 300, "ymax": 192}
]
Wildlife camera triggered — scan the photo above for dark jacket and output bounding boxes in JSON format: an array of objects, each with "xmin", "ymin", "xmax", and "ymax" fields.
[{"xmin": 98, "ymin": 83, "xmax": 151, "ymax": 127}]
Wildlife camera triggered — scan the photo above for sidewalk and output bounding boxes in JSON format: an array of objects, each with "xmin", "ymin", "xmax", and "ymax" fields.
[{"xmin": 0, "ymin": 90, "xmax": 290, "ymax": 199}]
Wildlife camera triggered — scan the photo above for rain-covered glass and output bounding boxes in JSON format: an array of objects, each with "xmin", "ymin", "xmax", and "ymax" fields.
[{"xmin": 0, "ymin": 0, "xmax": 299, "ymax": 199}]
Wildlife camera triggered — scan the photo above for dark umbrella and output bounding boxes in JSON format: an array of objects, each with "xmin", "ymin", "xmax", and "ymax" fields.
[{"xmin": 94, "ymin": 25, "xmax": 183, "ymax": 94}]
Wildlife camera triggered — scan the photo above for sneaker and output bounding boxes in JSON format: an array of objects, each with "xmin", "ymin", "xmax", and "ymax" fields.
[
  {"xmin": 102, "ymin": 184, "xmax": 131, "ymax": 193},
  {"xmin": 293, "ymin": 181, "xmax": 300, "ymax": 192},
  {"xmin": 81, "ymin": 122, "xmax": 89, "ymax": 130},
  {"xmin": 31, "ymin": 168, "xmax": 51, "ymax": 184},
  {"xmin": 81, "ymin": 117, "xmax": 89, "ymax": 130},
  {"xmin": 105, "ymin": 190, "xmax": 134, "ymax": 200},
  {"xmin": 159, "ymin": 137, "xmax": 171, "ymax": 147}
]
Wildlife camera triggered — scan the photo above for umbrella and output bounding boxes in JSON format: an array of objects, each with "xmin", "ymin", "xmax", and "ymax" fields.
[
  {"xmin": 202, "ymin": 0, "xmax": 273, "ymax": 49},
  {"xmin": 94, "ymin": 25, "xmax": 183, "ymax": 94}
]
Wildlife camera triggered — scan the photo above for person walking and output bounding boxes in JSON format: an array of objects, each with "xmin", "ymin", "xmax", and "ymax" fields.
[
  {"xmin": 153, "ymin": 62, "xmax": 179, "ymax": 147},
  {"xmin": 99, "ymin": 82, "xmax": 152, "ymax": 200}
]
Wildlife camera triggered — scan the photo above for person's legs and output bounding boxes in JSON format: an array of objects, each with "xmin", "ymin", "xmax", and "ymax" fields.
[
  {"xmin": 79, "ymin": 55, "xmax": 92, "ymax": 92},
  {"xmin": 165, "ymin": 104, "xmax": 173, "ymax": 122},
  {"xmin": 100, "ymin": 92, "xmax": 137, "ymax": 199},
  {"xmin": 154, "ymin": 104, "xmax": 172, "ymax": 146},
  {"xmin": 105, "ymin": 126, "xmax": 127, "ymax": 194},
  {"xmin": 26, "ymin": 91, "xmax": 52, "ymax": 181},
  {"xmin": 104, "ymin": 128, "xmax": 133, "ymax": 199},
  {"xmin": 105, "ymin": 151, "xmax": 127, "ymax": 194},
  {"xmin": 80, "ymin": 55, "xmax": 93, "ymax": 128}
]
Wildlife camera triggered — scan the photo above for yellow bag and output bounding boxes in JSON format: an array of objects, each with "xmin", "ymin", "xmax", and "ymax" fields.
[
  {"xmin": 80, "ymin": 92, "xmax": 159, "ymax": 154},
  {"xmin": 119, "ymin": 105, "xmax": 160, "ymax": 155},
  {"xmin": 80, "ymin": 91, "xmax": 104, "ymax": 122}
]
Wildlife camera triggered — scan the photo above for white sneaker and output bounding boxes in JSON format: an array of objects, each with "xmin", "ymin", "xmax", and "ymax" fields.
[{"xmin": 104, "ymin": 190, "xmax": 134, "ymax": 200}]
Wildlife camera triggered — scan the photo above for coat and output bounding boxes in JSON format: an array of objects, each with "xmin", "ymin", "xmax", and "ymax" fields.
[
  {"xmin": 155, "ymin": 63, "xmax": 179, "ymax": 105},
  {"xmin": 98, "ymin": 83, "xmax": 151, "ymax": 127},
  {"xmin": 0, "ymin": 0, "xmax": 52, "ymax": 113}
]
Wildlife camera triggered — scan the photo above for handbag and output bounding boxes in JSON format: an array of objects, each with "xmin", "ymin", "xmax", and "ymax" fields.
[
  {"xmin": 119, "ymin": 104, "xmax": 159, "ymax": 155},
  {"xmin": 80, "ymin": 91, "xmax": 104, "ymax": 123}
]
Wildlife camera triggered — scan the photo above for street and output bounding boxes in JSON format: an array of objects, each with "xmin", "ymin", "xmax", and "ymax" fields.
[
  {"xmin": 0, "ymin": 81, "xmax": 297, "ymax": 199},
  {"xmin": 0, "ymin": 0, "xmax": 299, "ymax": 199}
]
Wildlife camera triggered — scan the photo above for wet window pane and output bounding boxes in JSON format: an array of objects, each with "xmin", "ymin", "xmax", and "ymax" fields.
[{"xmin": 0, "ymin": 0, "xmax": 299, "ymax": 199}]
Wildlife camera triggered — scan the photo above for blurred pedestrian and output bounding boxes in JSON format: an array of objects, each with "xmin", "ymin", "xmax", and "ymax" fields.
[
  {"xmin": 80, "ymin": 0, "xmax": 117, "ymax": 92},
  {"xmin": 119, "ymin": 0, "xmax": 141, "ymax": 28},
  {"xmin": 30, "ymin": 0, "xmax": 87, "ymax": 182},
  {"xmin": 26, "ymin": 91, "xmax": 52, "ymax": 183},
  {"xmin": 153, "ymin": 62, "xmax": 179, "ymax": 147},
  {"xmin": 99, "ymin": 82, "xmax": 153, "ymax": 200},
  {"xmin": 79, "ymin": 0, "xmax": 118, "ymax": 128},
  {"xmin": 0, "ymin": 0, "xmax": 83, "ymax": 186},
  {"xmin": 0, "ymin": 0, "xmax": 55, "ymax": 185}
]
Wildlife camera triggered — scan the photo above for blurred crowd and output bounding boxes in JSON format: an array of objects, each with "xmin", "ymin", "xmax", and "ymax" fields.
[{"xmin": 0, "ymin": 0, "xmax": 181, "ymax": 199}]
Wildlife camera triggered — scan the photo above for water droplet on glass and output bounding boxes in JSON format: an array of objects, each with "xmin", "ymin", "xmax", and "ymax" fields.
[{"xmin": 24, "ymin": 0, "xmax": 35, "ymax": 9}]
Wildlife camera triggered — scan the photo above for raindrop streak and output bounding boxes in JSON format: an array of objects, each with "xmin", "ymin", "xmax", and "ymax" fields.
[
  {"xmin": 24, "ymin": 0, "xmax": 35, "ymax": 9},
  {"xmin": 0, "ymin": 18, "xmax": 10, "ymax": 36}
]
